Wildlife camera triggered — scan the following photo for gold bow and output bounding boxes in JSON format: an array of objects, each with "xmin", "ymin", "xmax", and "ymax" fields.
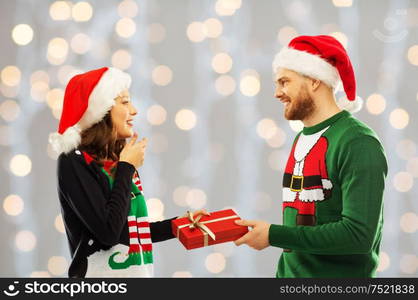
[
  {"xmin": 176, "ymin": 211, "xmax": 239, "ymax": 247},
  {"xmin": 186, "ymin": 211, "xmax": 216, "ymax": 244}
]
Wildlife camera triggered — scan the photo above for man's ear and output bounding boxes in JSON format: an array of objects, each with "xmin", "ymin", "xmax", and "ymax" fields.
[{"xmin": 310, "ymin": 78, "xmax": 321, "ymax": 92}]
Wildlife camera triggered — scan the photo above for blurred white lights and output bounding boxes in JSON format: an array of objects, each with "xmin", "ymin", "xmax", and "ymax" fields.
[
  {"xmin": 111, "ymin": 49, "xmax": 132, "ymax": 70},
  {"xmin": 48, "ymin": 256, "xmax": 68, "ymax": 276},
  {"xmin": 366, "ymin": 93, "xmax": 386, "ymax": 115},
  {"xmin": 0, "ymin": 85, "xmax": 18, "ymax": 98},
  {"xmin": 46, "ymin": 88, "xmax": 64, "ymax": 119},
  {"xmin": 173, "ymin": 186, "xmax": 191, "ymax": 207},
  {"xmin": 152, "ymin": 65, "xmax": 173, "ymax": 86},
  {"xmin": 31, "ymin": 70, "xmax": 50, "ymax": 85},
  {"xmin": 0, "ymin": 126, "xmax": 12, "ymax": 146},
  {"xmin": 213, "ymin": 243, "xmax": 235, "ymax": 257},
  {"xmin": 212, "ymin": 53, "xmax": 233, "ymax": 74},
  {"xmin": 267, "ymin": 127, "xmax": 287, "ymax": 148},
  {"xmin": 257, "ymin": 118, "xmax": 277, "ymax": 140},
  {"xmin": 400, "ymin": 212, "xmax": 418, "ymax": 233},
  {"xmin": 186, "ymin": 22, "xmax": 206, "ymax": 43},
  {"xmin": 205, "ymin": 252, "xmax": 226, "ymax": 273},
  {"xmin": 332, "ymin": 0, "xmax": 353, "ymax": 7},
  {"xmin": 277, "ymin": 26, "xmax": 298, "ymax": 46},
  {"xmin": 49, "ymin": 1, "xmax": 72, "ymax": 21},
  {"xmin": 399, "ymin": 254, "xmax": 418, "ymax": 274},
  {"xmin": 204, "ymin": 18, "xmax": 223, "ymax": 38},
  {"xmin": 70, "ymin": 33, "xmax": 91, "ymax": 54},
  {"xmin": 185, "ymin": 189, "xmax": 207, "ymax": 209},
  {"xmin": 175, "ymin": 109, "xmax": 197, "ymax": 131},
  {"xmin": 210, "ymin": 142, "xmax": 225, "ymax": 162},
  {"xmin": 15, "ymin": 230, "xmax": 37, "ymax": 252},
  {"xmin": 376, "ymin": 251, "xmax": 390, "ymax": 272},
  {"xmin": 149, "ymin": 133, "xmax": 168, "ymax": 154},
  {"xmin": 12, "ymin": 24, "xmax": 34, "ymax": 46},
  {"xmin": 255, "ymin": 192, "xmax": 273, "ymax": 212},
  {"xmin": 147, "ymin": 105, "xmax": 167, "ymax": 125},
  {"xmin": 118, "ymin": 0, "xmax": 138, "ymax": 18},
  {"xmin": 72, "ymin": 1, "xmax": 93, "ymax": 22},
  {"xmin": 268, "ymin": 150, "xmax": 288, "ymax": 171},
  {"xmin": 289, "ymin": 120, "xmax": 304, "ymax": 132},
  {"xmin": 31, "ymin": 82, "xmax": 49, "ymax": 102},
  {"xmin": 3, "ymin": 194, "xmax": 24, "ymax": 216},
  {"xmin": 240, "ymin": 75, "xmax": 260, "ymax": 97},
  {"xmin": 10, "ymin": 154, "xmax": 32, "ymax": 177},
  {"xmin": 329, "ymin": 32, "xmax": 348, "ymax": 49},
  {"xmin": 393, "ymin": 171, "xmax": 413, "ymax": 192},
  {"xmin": 47, "ymin": 38, "xmax": 69, "ymax": 65},
  {"xmin": 396, "ymin": 140, "xmax": 416, "ymax": 160},
  {"xmin": 146, "ymin": 198, "xmax": 164, "ymax": 222},
  {"xmin": 30, "ymin": 271, "xmax": 51, "ymax": 278},
  {"xmin": 57, "ymin": 65, "xmax": 80, "ymax": 86},
  {"xmin": 0, "ymin": 100, "xmax": 21, "ymax": 122},
  {"xmin": 116, "ymin": 18, "xmax": 136, "ymax": 38},
  {"xmin": 172, "ymin": 271, "xmax": 193, "ymax": 278},
  {"xmin": 215, "ymin": 75, "xmax": 236, "ymax": 96},
  {"xmin": 148, "ymin": 23, "xmax": 166, "ymax": 44},
  {"xmin": 389, "ymin": 108, "xmax": 409, "ymax": 129},
  {"xmin": 407, "ymin": 45, "xmax": 418, "ymax": 66},
  {"xmin": 1, "ymin": 66, "xmax": 21, "ymax": 87},
  {"xmin": 55, "ymin": 214, "xmax": 66, "ymax": 233},
  {"xmin": 215, "ymin": 0, "xmax": 241, "ymax": 16},
  {"xmin": 406, "ymin": 157, "xmax": 418, "ymax": 177}
]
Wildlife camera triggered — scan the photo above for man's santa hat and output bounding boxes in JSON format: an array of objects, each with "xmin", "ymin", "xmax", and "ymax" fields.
[
  {"xmin": 273, "ymin": 35, "xmax": 362, "ymax": 113},
  {"xmin": 49, "ymin": 67, "xmax": 131, "ymax": 154}
]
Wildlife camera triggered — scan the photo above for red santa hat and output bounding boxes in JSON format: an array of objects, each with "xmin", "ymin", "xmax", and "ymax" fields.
[
  {"xmin": 272, "ymin": 35, "xmax": 363, "ymax": 113},
  {"xmin": 49, "ymin": 67, "xmax": 131, "ymax": 154}
]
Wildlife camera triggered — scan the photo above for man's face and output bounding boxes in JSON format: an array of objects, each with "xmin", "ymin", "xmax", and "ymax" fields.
[{"xmin": 274, "ymin": 68, "xmax": 315, "ymax": 121}]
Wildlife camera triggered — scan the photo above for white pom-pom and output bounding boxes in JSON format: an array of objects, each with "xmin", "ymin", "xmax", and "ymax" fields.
[
  {"xmin": 48, "ymin": 125, "xmax": 81, "ymax": 154},
  {"xmin": 336, "ymin": 95, "xmax": 363, "ymax": 113}
]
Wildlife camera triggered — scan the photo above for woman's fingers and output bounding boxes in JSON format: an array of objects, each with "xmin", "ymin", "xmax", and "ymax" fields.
[{"xmin": 129, "ymin": 132, "xmax": 138, "ymax": 146}]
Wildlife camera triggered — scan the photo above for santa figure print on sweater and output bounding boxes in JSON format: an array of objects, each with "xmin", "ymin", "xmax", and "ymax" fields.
[{"xmin": 282, "ymin": 126, "xmax": 333, "ymax": 227}]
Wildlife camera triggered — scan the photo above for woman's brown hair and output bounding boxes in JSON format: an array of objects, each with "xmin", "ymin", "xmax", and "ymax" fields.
[{"xmin": 78, "ymin": 112, "xmax": 126, "ymax": 162}]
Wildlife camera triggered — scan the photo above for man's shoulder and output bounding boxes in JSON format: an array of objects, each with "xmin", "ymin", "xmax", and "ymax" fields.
[{"xmin": 330, "ymin": 113, "xmax": 382, "ymax": 145}]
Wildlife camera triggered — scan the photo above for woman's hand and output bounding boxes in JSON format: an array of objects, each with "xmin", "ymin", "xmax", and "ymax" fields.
[
  {"xmin": 177, "ymin": 209, "xmax": 210, "ymax": 219},
  {"xmin": 119, "ymin": 133, "xmax": 147, "ymax": 168}
]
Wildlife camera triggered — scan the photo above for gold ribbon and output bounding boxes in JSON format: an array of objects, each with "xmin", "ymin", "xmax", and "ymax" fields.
[{"xmin": 176, "ymin": 212, "xmax": 239, "ymax": 247}]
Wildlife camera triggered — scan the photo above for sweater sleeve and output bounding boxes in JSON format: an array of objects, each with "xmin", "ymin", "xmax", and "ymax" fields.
[
  {"xmin": 150, "ymin": 217, "xmax": 177, "ymax": 242},
  {"xmin": 58, "ymin": 153, "xmax": 136, "ymax": 246},
  {"xmin": 268, "ymin": 135, "xmax": 388, "ymax": 255}
]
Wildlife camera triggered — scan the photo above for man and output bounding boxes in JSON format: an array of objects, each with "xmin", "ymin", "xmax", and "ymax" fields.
[{"xmin": 234, "ymin": 35, "xmax": 388, "ymax": 278}]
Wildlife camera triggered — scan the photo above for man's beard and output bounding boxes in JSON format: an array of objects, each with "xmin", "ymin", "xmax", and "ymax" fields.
[{"xmin": 284, "ymin": 85, "xmax": 316, "ymax": 121}]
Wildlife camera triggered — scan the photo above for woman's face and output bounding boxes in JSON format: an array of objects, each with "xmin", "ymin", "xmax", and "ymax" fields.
[{"xmin": 110, "ymin": 89, "xmax": 137, "ymax": 139}]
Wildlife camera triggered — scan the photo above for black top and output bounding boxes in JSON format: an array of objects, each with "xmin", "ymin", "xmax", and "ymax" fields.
[{"xmin": 57, "ymin": 149, "xmax": 175, "ymax": 277}]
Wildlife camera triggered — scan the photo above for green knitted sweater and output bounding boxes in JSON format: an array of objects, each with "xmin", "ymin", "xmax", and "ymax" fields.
[{"xmin": 269, "ymin": 110, "xmax": 388, "ymax": 278}]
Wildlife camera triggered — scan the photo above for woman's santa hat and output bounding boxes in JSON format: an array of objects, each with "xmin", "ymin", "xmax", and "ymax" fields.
[
  {"xmin": 49, "ymin": 67, "xmax": 131, "ymax": 154},
  {"xmin": 273, "ymin": 35, "xmax": 363, "ymax": 113}
]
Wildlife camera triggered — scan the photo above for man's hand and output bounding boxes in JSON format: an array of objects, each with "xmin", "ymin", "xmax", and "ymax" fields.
[{"xmin": 234, "ymin": 219, "xmax": 271, "ymax": 250}]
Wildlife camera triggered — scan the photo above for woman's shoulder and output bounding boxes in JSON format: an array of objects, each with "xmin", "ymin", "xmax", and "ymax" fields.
[{"xmin": 58, "ymin": 149, "xmax": 97, "ymax": 170}]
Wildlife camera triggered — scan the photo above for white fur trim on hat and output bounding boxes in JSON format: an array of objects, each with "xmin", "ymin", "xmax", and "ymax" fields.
[
  {"xmin": 273, "ymin": 47, "xmax": 341, "ymax": 90},
  {"xmin": 336, "ymin": 95, "xmax": 363, "ymax": 113},
  {"xmin": 49, "ymin": 124, "xmax": 81, "ymax": 154},
  {"xmin": 49, "ymin": 67, "xmax": 132, "ymax": 154}
]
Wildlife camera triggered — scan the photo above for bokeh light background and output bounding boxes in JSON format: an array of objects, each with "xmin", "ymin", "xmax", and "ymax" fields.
[{"xmin": 0, "ymin": 0, "xmax": 417, "ymax": 277}]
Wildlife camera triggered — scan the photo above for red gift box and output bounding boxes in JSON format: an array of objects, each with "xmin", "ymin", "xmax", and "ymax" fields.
[{"xmin": 172, "ymin": 209, "xmax": 249, "ymax": 250}]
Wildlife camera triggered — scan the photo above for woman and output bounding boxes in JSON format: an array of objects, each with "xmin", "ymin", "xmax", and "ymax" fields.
[{"xmin": 49, "ymin": 67, "xmax": 205, "ymax": 277}]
